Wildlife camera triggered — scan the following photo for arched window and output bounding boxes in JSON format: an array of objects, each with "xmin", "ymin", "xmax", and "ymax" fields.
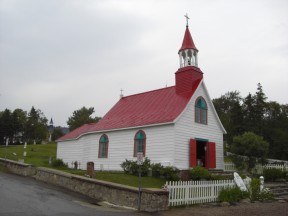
[
  {"xmin": 98, "ymin": 134, "xmax": 109, "ymax": 158},
  {"xmin": 134, "ymin": 130, "xmax": 146, "ymax": 157},
  {"xmin": 195, "ymin": 97, "xmax": 207, "ymax": 124}
]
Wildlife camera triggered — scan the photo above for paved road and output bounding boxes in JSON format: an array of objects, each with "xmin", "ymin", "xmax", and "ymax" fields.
[
  {"xmin": 1, "ymin": 171, "xmax": 287, "ymax": 216},
  {"xmin": 0, "ymin": 172, "xmax": 143, "ymax": 216}
]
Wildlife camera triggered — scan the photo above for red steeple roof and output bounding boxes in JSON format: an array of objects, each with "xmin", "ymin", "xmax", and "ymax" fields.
[{"xmin": 179, "ymin": 26, "xmax": 198, "ymax": 52}]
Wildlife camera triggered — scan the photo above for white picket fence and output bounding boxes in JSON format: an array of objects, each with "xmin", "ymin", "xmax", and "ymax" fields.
[
  {"xmin": 254, "ymin": 164, "xmax": 287, "ymax": 174},
  {"xmin": 224, "ymin": 162, "xmax": 287, "ymax": 173},
  {"xmin": 224, "ymin": 162, "xmax": 237, "ymax": 171},
  {"xmin": 166, "ymin": 180, "xmax": 236, "ymax": 206}
]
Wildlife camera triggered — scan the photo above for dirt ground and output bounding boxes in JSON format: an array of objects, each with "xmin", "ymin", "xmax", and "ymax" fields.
[{"xmin": 148, "ymin": 201, "xmax": 288, "ymax": 216}]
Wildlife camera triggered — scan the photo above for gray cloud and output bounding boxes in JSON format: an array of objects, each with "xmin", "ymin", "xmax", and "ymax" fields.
[{"xmin": 0, "ymin": 0, "xmax": 287, "ymax": 126}]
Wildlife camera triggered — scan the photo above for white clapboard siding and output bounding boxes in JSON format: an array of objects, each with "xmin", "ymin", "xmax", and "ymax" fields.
[
  {"xmin": 167, "ymin": 180, "xmax": 235, "ymax": 206},
  {"xmin": 57, "ymin": 124, "xmax": 175, "ymax": 171},
  {"xmin": 57, "ymin": 140, "xmax": 83, "ymax": 168},
  {"xmin": 174, "ymin": 81, "xmax": 225, "ymax": 170}
]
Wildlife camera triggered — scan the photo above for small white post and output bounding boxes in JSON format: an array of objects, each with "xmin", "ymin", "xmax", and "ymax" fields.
[
  {"xmin": 260, "ymin": 176, "xmax": 264, "ymax": 191},
  {"xmin": 23, "ymin": 142, "xmax": 27, "ymax": 161}
]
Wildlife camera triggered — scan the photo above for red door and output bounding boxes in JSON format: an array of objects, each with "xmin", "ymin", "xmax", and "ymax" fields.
[
  {"xmin": 205, "ymin": 142, "xmax": 216, "ymax": 169},
  {"xmin": 189, "ymin": 139, "xmax": 197, "ymax": 167}
]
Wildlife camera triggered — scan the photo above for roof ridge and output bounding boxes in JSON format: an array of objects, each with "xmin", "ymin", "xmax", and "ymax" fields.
[{"xmin": 122, "ymin": 86, "xmax": 175, "ymax": 99}]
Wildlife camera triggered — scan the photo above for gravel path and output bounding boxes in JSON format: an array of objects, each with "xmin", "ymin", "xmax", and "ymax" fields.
[{"xmin": 150, "ymin": 201, "xmax": 288, "ymax": 216}]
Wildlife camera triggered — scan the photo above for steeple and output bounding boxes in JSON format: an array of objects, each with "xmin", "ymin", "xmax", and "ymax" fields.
[
  {"xmin": 49, "ymin": 118, "xmax": 54, "ymax": 126},
  {"xmin": 175, "ymin": 15, "xmax": 203, "ymax": 94},
  {"xmin": 178, "ymin": 14, "xmax": 199, "ymax": 68}
]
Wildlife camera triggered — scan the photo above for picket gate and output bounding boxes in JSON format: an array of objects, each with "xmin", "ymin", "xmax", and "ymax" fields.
[
  {"xmin": 166, "ymin": 180, "xmax": 235, "ymax": 206},
  {"xmin": 254, "ymin": 164, "xmax": 287, "ymax": 174},
  {"xmin": 224, "ymin": 162, "xmax": 237, "ymax": 171},
  {"xmin": 224, "ymin": 162, "xmax": 287, "ymax": 173}
]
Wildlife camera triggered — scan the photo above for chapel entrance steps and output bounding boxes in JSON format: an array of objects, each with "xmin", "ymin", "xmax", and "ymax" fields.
[{"xmin": 265, "ymin": 183, "xmax": 288, "ymax": 202}]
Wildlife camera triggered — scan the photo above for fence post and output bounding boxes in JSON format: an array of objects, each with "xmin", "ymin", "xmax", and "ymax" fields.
[{"xmin": 259, "ymin": 176, "xmax": 264, "ymax": 191}]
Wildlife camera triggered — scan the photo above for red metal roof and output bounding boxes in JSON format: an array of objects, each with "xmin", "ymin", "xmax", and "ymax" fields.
[
  {"xmin": 179, "ymin": 26, "xmax": 198, "ymax": 52},
  {"xmin": 58, "ymin": 83, "xmax": 201, "ymax": 141}
]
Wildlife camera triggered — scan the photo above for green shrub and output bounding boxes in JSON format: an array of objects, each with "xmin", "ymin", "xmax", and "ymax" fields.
[
  {"xmin": 151, "ymin": 163, "xmax": 162, "ymax": 178},
  {"xmin": 231, "ymin": 155, "xmax": 247, "ymax": 171},
  {"xmin": 263, "ymin": 168, "xmax": 286, "ymax": 182},
  {"xmin": 249, "ymin": 178, "xmax": 275, "ymax": 201},
  {"xmin": 120, "ymin": 158, "xmax": 179, "ymax": 180},
  {"xmin": 121, "ymin": 158, "xmax": 152, "ymax": 176},
  {"xmin": 218, "ymin": 186, "xmax": 249, "ymax": 202},
  {"xmin": 190, "ymin": 166, "xmax": 211, "ymax": 180},
  {"xmin": 160, "ymin": 166, "xmax": 179, "ymax": 181},
  {"xmin": 250, "ymin": 178, "xmax": 261, "ymax": 201},
  {"xmin": 257, "ymin": 188, "xmax": 275, "ymax": 201},
  {"xmin": 51, "ymin": 158, "xmax": 67, "ymax": 168}
]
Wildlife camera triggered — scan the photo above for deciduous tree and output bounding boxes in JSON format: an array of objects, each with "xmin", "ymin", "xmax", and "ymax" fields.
[
  {"xmin": 67, "ymin": 107, "xmax": 101, "ymax": 131},
  {"xmin": 231, "ymin": 132, "xmax": 269, "ymax": 169}
]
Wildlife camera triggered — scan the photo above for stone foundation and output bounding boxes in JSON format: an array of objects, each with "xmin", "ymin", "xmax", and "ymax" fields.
[{"xmin": 0, "ymin": 158, "xmax": 168, "ymax": 212}]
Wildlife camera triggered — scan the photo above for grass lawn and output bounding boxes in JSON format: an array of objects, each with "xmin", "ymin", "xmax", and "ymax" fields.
[
  {"xmin": 95, "ymin": 172, "xmax": 166, "ymax": 188},
  {"xmin": 0, "ymin": 143, "xmax": 56, "ymax": 167},
  {"xmin": 0, "ymin": 143, "xmax": 166, "ymax": 188}
]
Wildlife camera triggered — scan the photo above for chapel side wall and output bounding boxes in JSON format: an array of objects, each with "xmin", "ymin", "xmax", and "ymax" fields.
[
  {"xmin": 93, "ymin": 124, "xmax": 175, "ymax": 171},
  {"xmin": 174, "ymin": 83, "xmax": 224, "ymax": 170},
  {"xmin": 57, "ymin": 140, "xmax": 83, "ymax": 168},
  {"xmin": 57, "ymin": 133, "xmax": 99, "ymax": 169},
  {"xmin": 57, "ymin": 125, "xmax": 175, "ymax": 171}
]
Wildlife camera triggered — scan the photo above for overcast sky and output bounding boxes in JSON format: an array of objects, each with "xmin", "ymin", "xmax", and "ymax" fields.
[{"xmin": 0, "ymin": 0, "xmax": 287, "ymax": 127}]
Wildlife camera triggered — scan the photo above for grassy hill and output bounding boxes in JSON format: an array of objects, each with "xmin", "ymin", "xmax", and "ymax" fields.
[{"xmin": 0, "ymin": 143, "xmax": 56, "ymax": 167}]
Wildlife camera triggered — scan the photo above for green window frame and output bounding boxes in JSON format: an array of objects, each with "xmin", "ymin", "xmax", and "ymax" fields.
[
  {"xmin": 195, "ymin": 97, "xmax": 207, "ymax": 124},
  {"xmin": 134, "ymin": 130, "xmax": 146, "ymax": 157},
  {"xmin": 98, "ymin": 134, "xmax": 109, "ymax": 158}
]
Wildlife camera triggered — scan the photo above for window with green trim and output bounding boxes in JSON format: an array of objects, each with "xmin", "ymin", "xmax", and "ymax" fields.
[
  {"xmin": 98, "ymin": 134, "xmax": 108, "ymax": 158},
  {"xmin": 195, "ymin": 97, "xmax": 207, "ymax": 124},
  {"xmin": 134, "ymin": 130, "xmax": 146, "ymax": 157}
]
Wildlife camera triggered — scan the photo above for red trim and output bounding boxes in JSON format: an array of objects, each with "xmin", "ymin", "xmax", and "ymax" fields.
[
  {"xmin": 189, "ymin": 139, "xmax": 197, "ymax": 167},
  {"xmin": 98, "ymin": 134, "xmax": 109, "ymax": 158},
  {"xmin": 133, "ymin": 130, "xmax": 146, "ymax": 157},
  {"xmin": 205, "ymin": 142, "xmax": 216, "ymax": 169},
  {"xmin": 209, "ymin": 142, "xmax": 216, "ymax": 168}
]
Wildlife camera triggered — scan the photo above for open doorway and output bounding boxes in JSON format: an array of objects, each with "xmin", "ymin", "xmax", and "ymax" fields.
[
  {"xmin": 196, "ymin": 140, "xmax": 207, "ymax": 167},
  {"xmin": 190, "ymin": 139, "xmax": 216, "ymax": 169}
]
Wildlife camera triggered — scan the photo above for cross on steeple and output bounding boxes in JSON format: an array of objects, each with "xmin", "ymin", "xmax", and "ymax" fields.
[
  {"xmin": 184, "ymin": 13, "xmax": 190, "ymax": 27},
  {"xmin": 120, "ymin": 88, "xmax": 124, "ymax": 98}
]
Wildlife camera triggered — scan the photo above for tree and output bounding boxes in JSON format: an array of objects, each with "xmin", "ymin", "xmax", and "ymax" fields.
[
  {"xmin": 254, "ymin": 83, "xmax": 267, "ymax": 135},
  {"xmin": 263, "ymin": 102, "xmax": 288, "ymax": 160},
  {"xmin": 67, "ymin": 107, "xmax": 101, "ymax": 131},
  {"xmin": 213, "ymin": 83, "xmax": 287, "ymax": 160},
  {"xmin": 243, "ymin": 92, "xmax": 255, "ymax": 132},
  {"xmin": 212, "ymin": 91, "xmax": 244, "ymax": 146},
  {"xmin": 243, "ymin": 83, "xmax": 267, "ymax": 135},
  {"xmin": 12, "ymin": 109, "xmax": 27, "ymax": 143},
  {"xmin": 231, "ymin": 132, "xmax": 269, "ymax": 170},
  {"xmin": 25, "ymin": 106, "xmax": 48, "ymax": 143},
  {"xmin": 0, "ymin": 109, "xmax": 14, "ymax": 144},
  {"xmin": 51, "ymin": 127, "xmax": 64, "ymax": 141}
]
